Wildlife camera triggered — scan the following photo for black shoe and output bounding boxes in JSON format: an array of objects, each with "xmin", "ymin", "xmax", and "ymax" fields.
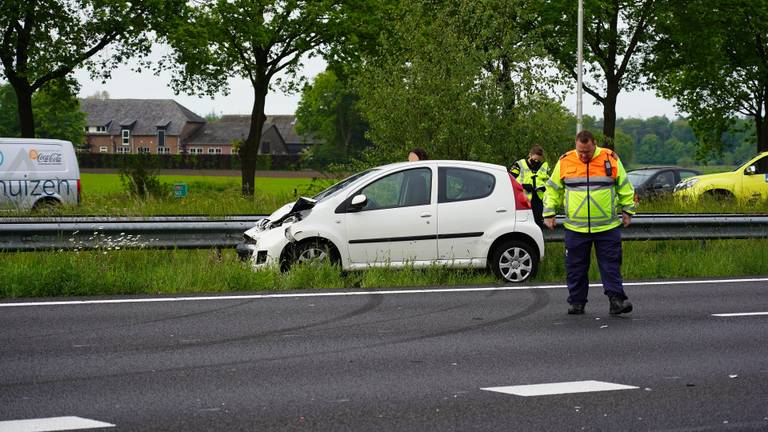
[
  {"xmin": 568, "ymin": 304, "xmax": 585, "ymax": 315},
  {"xmin": 609, "ymin": 296, "xmax": 633, "ymax": 315}
]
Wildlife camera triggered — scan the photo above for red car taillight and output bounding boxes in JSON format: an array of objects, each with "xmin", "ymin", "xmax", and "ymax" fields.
[
  {"xmin": 509, "ymin": 173, "xmax": 531, "ymax": 210},
  {"xmin": 77, "ymin": 179, "xmax": 81, "ymax": 204}
]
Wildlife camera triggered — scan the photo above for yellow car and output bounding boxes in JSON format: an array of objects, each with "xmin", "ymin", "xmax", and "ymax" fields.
[{"xmin": 674, "ymin": 151, "xmax": 768, "ymax": 202}]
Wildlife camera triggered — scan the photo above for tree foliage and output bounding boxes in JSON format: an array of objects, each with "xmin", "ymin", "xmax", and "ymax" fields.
[
  {"xmin": 355, "ymin": 0, "xmax": 574, "ymax": 168},
  {"xmin": 0, "ymin": 0, "xmax": 182, "ymax": 137},
  {"xmin": 0, "ymin": 79, "xmax": 86, "ymax": 145},
  {"xmin": 162, "ymin": 0, "xmax": 372, "ymax": 195},
  {"xmin": 535, "ymin": 0, "xmax": 657, "ymax": 146},
  {"xmin": 648, "ymin": 0, "xmax": 768, "ymax": 154},
  {"xmin": 295, "ymin": 70, "xmax": 370, "ymax": 169}
]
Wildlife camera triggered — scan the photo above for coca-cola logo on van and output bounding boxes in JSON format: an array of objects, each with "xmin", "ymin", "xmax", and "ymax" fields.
[{"xmin": 29, "ymin": 149, "xmax": 63, "ymax": 165}]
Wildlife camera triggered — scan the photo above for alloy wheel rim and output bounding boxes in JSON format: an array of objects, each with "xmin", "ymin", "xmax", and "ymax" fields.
[
  {"xmin": 498, "ymin": 247, "xmax": 532, "ymax": 282},
  {"xmin": 297, "ymin": 247, "xmax": 328, "ymax": 264}
]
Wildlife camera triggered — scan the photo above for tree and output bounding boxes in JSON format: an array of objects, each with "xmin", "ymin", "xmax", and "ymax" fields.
[
  {"xmin": 649, "ymin": 0, "xmax": 768, "ymax": 154},
  {"xmin": 295, "ymin": 70, "xmax": 370, "ymax": 168},
  {"xmin": 536, "ymin": 0, "xmax": 657, "ymax": 147},
  {"xmin": 0, "ymin": 79, "xmax": 86, "ymax": 145},
  {"xmin": 355, "ymin": 0, "xmax": 573, "ymax": 166},
  {"xmin": 162, "ymin": 0, "xmax": 373, "ymax": 196},
  {"xmin": 0, "ymin": 0, "xmax": 182, "ymax": 138}
]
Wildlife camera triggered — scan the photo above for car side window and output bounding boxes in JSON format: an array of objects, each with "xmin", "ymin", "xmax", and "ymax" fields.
[
  {"xmin": 438, "ymin": 167, "xmax": 496, "ymax": 203},
  {"xmin": 753, "ymin": 156, "xmax": 768, "ymax": 174},
  {"xmin": 654, "ymin": 171, "xmax": 675, "ymax": 188},
  {"xmin": 359, "ymin": 168, "xmax": 431, "ymax": 211}
]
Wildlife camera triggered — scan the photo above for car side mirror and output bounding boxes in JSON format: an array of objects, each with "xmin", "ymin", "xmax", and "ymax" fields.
[
  {"xmin": 349, "ymin": 194, "xmax": 367, "ymax": 211},
  {"xmin": 745, "ymin": 165, "xmax": 756, "ymax": 175}
]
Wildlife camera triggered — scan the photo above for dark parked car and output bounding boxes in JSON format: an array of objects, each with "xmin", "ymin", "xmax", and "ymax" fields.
[{"xmin": 627, "ymin": 166, "xmax": 701, "ymax": 199}]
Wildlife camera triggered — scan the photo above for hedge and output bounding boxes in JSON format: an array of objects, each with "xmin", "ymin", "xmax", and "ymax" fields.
[{"xmin": 76, "ymin": 153, "xmax": 302, "ymax": 171}]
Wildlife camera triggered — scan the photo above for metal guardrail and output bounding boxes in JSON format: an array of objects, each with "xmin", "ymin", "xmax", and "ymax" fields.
[
  {"xmin": 0, "ymin": 216, "xmax": 267, "ymax": 252},
  {"xmin": 0, "ymin": 214, "xmax": 766, "ymax": 252}
]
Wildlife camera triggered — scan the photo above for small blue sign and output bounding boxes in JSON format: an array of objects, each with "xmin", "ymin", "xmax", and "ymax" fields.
[{"xmin": 173, "ymin": 182, "xmax": 188, "ymax": 198}]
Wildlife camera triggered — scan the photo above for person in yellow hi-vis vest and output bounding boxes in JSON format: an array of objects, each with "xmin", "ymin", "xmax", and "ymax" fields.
[
  {"xmin": 510, "ymin": 145, "xmax": 550, "ymax": 228},
  {"xmin": 543, "ymin": 130, "xmax": 636, "ymax": 315}
]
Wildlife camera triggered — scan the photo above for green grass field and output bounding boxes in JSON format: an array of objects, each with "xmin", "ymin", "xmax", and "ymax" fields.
[
  {"xmin": 81, "ymin": 173, "xmax": 315, "ymax": 197},
  {"xmin": 46, "ymin": 173, "xmax": 325, "ymax": 216},
  {"xmin": 2, "ymin": 239, "xmax": 766, "ymax": 299}
]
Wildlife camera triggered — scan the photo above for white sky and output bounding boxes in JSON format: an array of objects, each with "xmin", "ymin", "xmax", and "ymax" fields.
[{"xmin": 74, "ymin": 53, "xmax": 680, "ymax": 120}]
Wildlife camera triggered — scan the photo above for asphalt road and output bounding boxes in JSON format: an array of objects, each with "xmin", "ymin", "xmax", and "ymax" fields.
[{"xmin": 1, "ymin": 278, "xmax": 767, "ymax": 431}]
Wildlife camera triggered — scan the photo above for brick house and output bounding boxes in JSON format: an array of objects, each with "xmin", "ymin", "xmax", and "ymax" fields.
[
  {"xmin": 80, "ymin": 99, "xmax": 206, "ymax": 154},
  {"xmin": 185, "ymin": 114, "xmax": 322, "ymax": 155},
  {"xmin": 80, "ymin": 99, "xmax": 321, "ymax": 156}
]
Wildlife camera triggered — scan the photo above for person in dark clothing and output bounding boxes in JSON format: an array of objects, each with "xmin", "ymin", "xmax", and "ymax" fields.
[{"xmin": 510, "ymin": 145, "xmax": 549, "ymax": 228}]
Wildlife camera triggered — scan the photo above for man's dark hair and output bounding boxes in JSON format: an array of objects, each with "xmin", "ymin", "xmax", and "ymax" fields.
[
  {"xmin": 410, "ymin": 148, "xmax": 428, "ymax": 160},
  {"xmin": 576, "ymin": 130, "xmax": 595, "ymax": 144},
  {"xmin": 529, "ymin": 145, "xmax": 544, "ymax": 156}
]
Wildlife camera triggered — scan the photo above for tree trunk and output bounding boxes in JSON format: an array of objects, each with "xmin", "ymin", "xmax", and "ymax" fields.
[
  {"xmin": 602, "ymin": 82, "xmax": 619, "ymax": 150},
  {"xmin": 12, "ymin": 81, "xmax": 35, "ymax": 138},
  {"xmin": 241, "ymin": 83, "xmax": 268, "ymax": 196}
]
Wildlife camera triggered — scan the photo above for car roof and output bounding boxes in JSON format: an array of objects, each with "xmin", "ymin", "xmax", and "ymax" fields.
[
  {"xmin": 629, "ymin": 166, "xmax": 701, "ymax": 172},
  {"xmin": 378, "ymin": 159, "xmax": 507, "ymax": 173}
]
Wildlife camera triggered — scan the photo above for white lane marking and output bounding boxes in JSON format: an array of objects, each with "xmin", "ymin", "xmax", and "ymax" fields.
[
  {"xmin": 0, "ymin": 416, "xmax": 114, "ymax": 432},
  {"xmin": 712, "ymin": 312, "xmax": 768, "ymax": 317},
  {"xmin": 1, "ymin": 277, "xmax": 767, "ymax": 308},
  {"xmin": 482, "ymin": 380, "xmax": 639, "ymax": 397}
]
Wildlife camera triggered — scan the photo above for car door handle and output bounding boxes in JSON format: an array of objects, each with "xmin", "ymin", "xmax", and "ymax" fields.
[
  {"xmin": 420, "ymin": 212, "xmax": 432, "ymax": 218},
  {"xmin": 496, "ymin": 207, "xmax": 507, "ymax": 213}
]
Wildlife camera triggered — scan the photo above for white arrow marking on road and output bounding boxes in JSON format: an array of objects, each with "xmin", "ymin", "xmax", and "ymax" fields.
[
  {"xmin": 0, "ymin": 416, "xmax": 114, "ymax": 432},
  {"xmin": 482, "ymin": 380, "xmax": 639, "ymax": 397},
  {"xmin": 0, "ymin": 277, "xmax": 767, "ymax": 308},
  {"xmin": 712, "ymin": 312, "xmax": 768, "ymax": 317}
]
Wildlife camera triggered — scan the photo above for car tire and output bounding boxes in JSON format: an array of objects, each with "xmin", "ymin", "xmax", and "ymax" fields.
[
  {"xmin": 283, "ymin": 238, "xmax": 340, "ymax": 271},
  {"xmin": 32, "ymin": 197, "xmax": 61, "ymax": 213},
  {"xmin": 701, "ymin": 189, "xmax": 735, "ymax": 204},
  {"xmin": 490, "ymin": 240, "xmax": 538, "ymax": 283}
]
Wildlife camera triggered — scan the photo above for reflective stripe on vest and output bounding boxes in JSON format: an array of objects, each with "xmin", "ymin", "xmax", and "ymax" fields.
[{"xmin": 559, "ymin": 148, "xmax": 620, "ymax": 233}]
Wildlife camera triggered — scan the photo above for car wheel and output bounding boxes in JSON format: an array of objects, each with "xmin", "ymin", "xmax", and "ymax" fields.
[
  {"xmin": 286, "ymin": 239, "xmax": 340, "ymax": 270},
  {"xmin": 701, "ymin": 189, "xmax": 735, "ymax": 204},
  {"xmin": 491, "ymin": 240, "xmax": 538, "ymax": 283}
]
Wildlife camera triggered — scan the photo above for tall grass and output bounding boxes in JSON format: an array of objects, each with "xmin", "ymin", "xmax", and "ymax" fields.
[{"xmin": 2, "ymin": 239, "xmax": 766, "ymax": 299}]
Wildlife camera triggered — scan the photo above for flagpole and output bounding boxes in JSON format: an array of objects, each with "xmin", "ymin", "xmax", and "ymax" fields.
[{"xmin": 576, "ymin": 0, "xmax": 584, "ymax": 133}]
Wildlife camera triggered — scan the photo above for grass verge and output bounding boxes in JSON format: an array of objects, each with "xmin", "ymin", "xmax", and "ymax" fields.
[{"xmin": 2, "ymin": 239, "xmax": 766, "ymax": 299}]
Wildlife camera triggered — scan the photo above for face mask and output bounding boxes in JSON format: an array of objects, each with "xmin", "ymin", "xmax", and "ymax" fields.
[{"xmin": 528, "ymin": 159, "xmax": 542, "ymax": 170}]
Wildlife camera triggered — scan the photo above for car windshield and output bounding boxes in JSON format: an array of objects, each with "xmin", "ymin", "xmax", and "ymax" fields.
[
  {"xmin": 312, "ymin": 169, "xmax": 379, "ymax": 202},
  {"xmin": 627, "ymin": 170, "xmax": 654, "ymax": 187}
]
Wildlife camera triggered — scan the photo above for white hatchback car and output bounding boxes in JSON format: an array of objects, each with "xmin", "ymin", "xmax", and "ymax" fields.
[{"xmin": 241, "ymin": 160, "xmax": 545, "ymax": 282}]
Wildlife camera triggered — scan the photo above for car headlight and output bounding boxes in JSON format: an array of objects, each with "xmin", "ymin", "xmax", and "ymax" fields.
[{"xmin": 675, "ymin": 178, "xmax": 699, "ymax": 191}]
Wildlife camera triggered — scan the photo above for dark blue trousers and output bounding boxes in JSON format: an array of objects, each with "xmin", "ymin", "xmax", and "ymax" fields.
[{"xmin": 564, "ymin": 227, "xmax": 627, "ymax": 305}]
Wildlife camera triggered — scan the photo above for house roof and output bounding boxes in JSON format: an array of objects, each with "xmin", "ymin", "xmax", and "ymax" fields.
[
  {"xmin": 185, "ymin": 114, "xmax": 322, "ymax": 147},
  {"xmin": 80, "ymin": 99, "xmax": 206, "ymax": 136}
]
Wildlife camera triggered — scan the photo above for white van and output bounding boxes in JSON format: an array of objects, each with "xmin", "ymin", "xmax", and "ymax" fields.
[{"xmin": 0, "ymin": 138, "xmax": 81, "ymax": 211}]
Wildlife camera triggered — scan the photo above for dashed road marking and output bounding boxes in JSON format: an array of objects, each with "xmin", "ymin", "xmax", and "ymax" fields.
[
  {"xmin": 482, "ymin": 380, "xmax": 639, "ymax": 397},
  {"xmin": 712, "ymin": 312, "xmax": 768, "ymax": 317},
  {"xmin": 0, "ymin": 416, "xmax": 114, "ymax": 432}
]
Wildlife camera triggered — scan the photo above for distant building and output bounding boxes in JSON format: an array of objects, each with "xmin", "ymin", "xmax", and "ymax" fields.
[
  {"xmin": 80, "ymin": 99, "xmax": 321, "ymax": 155},
  {"xmin": 80, "ymin": 99, "xmax": 205, "ymax": 154}
]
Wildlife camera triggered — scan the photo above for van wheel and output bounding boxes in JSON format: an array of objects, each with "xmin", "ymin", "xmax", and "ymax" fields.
[
  {"xmin": 32, "ymin": 197, "xmax": 61, "ymax": 213},
  {"xmin": 490, "ymin": 240, "xmax": 538, "ymax": 283}
]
